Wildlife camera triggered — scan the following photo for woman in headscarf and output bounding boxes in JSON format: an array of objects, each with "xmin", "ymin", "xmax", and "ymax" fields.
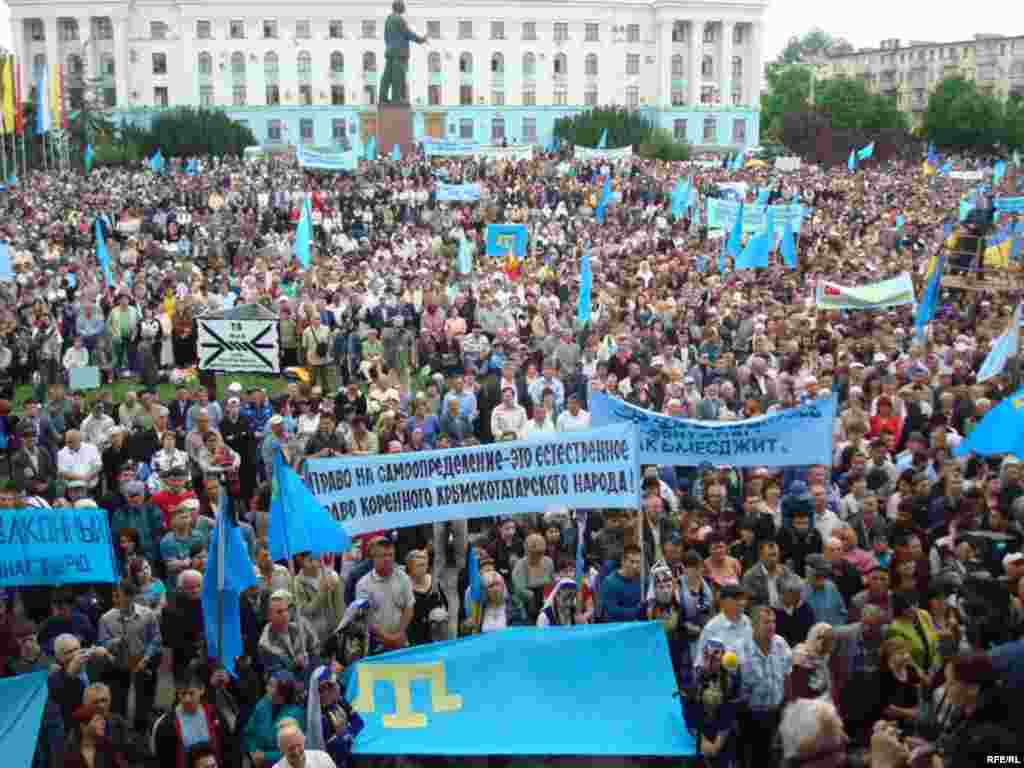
[
  {"xmin": 688, "ymin": 640, "xmax": 741, "ymax": 768},
  {"xmin": 536, "ymin": 578, "xmax": 579, "ymax": 628},
  {"xmin": 789, "ymin": 623, "xmax": 837, "ymax": 702},
  {"xmin": 465, "ymin": 571, "xmax": 524, "ymax": 634},
  {"xmin": 305, "ymin": 663, "xmax": 364, "ymax": 768}
]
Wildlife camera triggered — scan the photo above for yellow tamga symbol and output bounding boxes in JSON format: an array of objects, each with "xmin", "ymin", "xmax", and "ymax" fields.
[{"xmin": 352, "ymin": 662, "xmax": 463, "ymax": 728}]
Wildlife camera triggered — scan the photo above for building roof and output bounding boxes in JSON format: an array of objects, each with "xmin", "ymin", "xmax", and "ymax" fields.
[{"xmin": 827, "ymin": 33, "xmax": 1024, "ymax": 60}]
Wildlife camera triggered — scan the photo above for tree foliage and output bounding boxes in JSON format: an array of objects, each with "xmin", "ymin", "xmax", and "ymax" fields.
[
  {"xmin": 553, "ymin": 106, "xmax": 656, "ymax": 150},
  {"xmin": 761, "ymin": 65, "xmax": 813, "ymax": 139},
  {"xmin": 779, "ymin": 110, "xmax": 921, "ymax": 168},
  {"xmin": 638, "ymin": 128, "xmax": 691, "ymax": 162},
  {"xmin": 771, "ymin": 28, "xmax": 854, "ymax": 73},
  {"xmin": 923, "ymin": 76, "xmax": 1008, "ymax": 151},
  {"xmin": 120, "ymin": 107, "xmax": 257, "ymax": 158},
  {"xmin": 1004, "ymin": 95, "xmax": 1024, "ymax": 151},
  {"xmin": 814, "ymin": 76, "xmax": 909, "ymax": 134}
]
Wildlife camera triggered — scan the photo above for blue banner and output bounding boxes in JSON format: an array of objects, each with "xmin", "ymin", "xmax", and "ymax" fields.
[
  {"xmin": 485, "ymin": 223, "xmax": 528, "ymax": 260},
  {"xmin": 0, "ymin": 241, "xmax": 13, "ymax": 282},
  {"xmin": 305, "ymin": 425, "xmax": 639, "ymax": 537},
  {"xmin": 995, "ymin": 196, "xmax": 1024, "ymax": 213},
  {"xmin": 0, "ymin": 671, "xmax": 48, "ymax": 767},
  {"xmin": 707, "ymin": 198, "xmax": 805, "ymax": 235},
  {"xmin": 348, "ymin": 623, "xmax": 694, "ymax": 756},
  {"xmin": 0, "ymin": 507, "xmax": 117, "ymax": 587},
  {"xmin": 590, "ymin": 393, "xmax": 836, "ymax": 468},
  {"xmin": 436, "ymin": 182, "xmax": 482, "ymax": 203},
  {"xmin": 297, "ymin": 145, "xmax": 357, "ymax": 172},
  {"xmin": 423, "ymin": 140, "xmax": 481, "ymax": 157}
]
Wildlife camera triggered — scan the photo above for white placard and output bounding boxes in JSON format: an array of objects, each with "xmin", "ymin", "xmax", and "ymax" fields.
[{"xmin": 198, "ymin": 318, "xmax": 280, "ymax": 373}]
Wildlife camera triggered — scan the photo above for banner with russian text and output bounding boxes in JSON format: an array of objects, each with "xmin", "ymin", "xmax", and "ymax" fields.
[
  {"xmin": 0, "ymin": 507, "xmax": 116, "ymax": 587},
  {"xmin": 590, "ymin": 393, "xmax": 836, "ymax": 468},
  {"xmin": 949, "ymin": 170, "xmax": 984, "ymax": 181},
  {"xmin": 706, "ymin": 198, "xmax": 805, "ymax": 234},
  {"xmin": 423, "ymin": 140, "xmax": 481, "ymax": 157},
  {"xmin": 995, "ymin": 196, "xmax": 1024, "ymax": 213},
  {"xmin": 305, "ymin": 425, "xmax": 640, "ymax": 536},
  {"xmin": 478, "ymin": 144, "xmax": 534, "ymax": 162},
  {"xmin": 435, "ymin": 182, "xmax": 483, "ymax": 203},
  {"xmin": 297, "ymin": 145, "xmax": 357, "ymax": 172},
  {"xmin": 573, "ymin": 145, "xmax": 634, "ymax": 162},
  {"xmin": 815, "ymin": 272, "xmax": 916, "ymax": 310}
]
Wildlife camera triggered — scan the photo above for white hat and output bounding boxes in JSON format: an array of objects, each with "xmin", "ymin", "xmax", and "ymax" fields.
[
  {"xmin": 269, "ymin": 415, "xmax": 284, "ymax": 426},
  {"xmin": 228, "ymin": 381, "xmax": 243, "ymax": 393},
  {"xmin": 1003, "ymin": 552, "xmax": 1024, "ymax": 570}
]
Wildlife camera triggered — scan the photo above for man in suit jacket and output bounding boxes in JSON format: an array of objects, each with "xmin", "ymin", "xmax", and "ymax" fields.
[
  {"xmin": 11, "ymin": 422, "xmax": 57, "ymax": 496},
  {"xmin": 167, "ymin": 387, "xmax": 191, "ymax": 438},
  {"xmin": 741, "ymin": 538, "xmax": 793, "ymax": 608}
]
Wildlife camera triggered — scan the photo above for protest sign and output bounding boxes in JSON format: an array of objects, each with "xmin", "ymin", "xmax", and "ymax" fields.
[
  {"xmin": 573, "ymin": 146, "xmax": 633, "ymax": 162},
  {"xmin": 706, "ymin": 199, "xmax": 805, "ymax": 234},
  {"xmin": 423, "ymin": 140, "xmax": 481, "ymax": 157},
  {"xmin": 815, "ymin": 272, "xmax": 916, "ymax": 310},
  {"xmin": 69, "ymin": 366, "xmax": 101, "ymax": 390},
  {"xmin": 477, "ymin": 144, "xmax": 534, "ymax": 162},
  {"xmin": 435, "ymin": 182, "xmax": 483, "ymax": 203},
  {"xmin": 198, "ymin": 318, "xmax": 280, "ymax": 374},
  {"xmin": 774, "ymin": 156, "xmax": 802, "ymax": 172},
  {"xmin": 0, "ymin": 506, "xmax": 117, "ymax": 587},
  {"xmin": 590, "ymin": 394, "xmax": 835, "ymax": 468},
  {"xmin": 297, "ymin": 145, "xmax": 357, "ymax": 172},
  {"xmin": 305, "ymin": 425, "xmax": 639, "ymax": 537},
  {"xmin": 949, "ymin": 171, "xmax": 984, "ymax": 181},
  {"xmin": 485, "ymin": 223, "xmax": 529, "ymax": 260}
]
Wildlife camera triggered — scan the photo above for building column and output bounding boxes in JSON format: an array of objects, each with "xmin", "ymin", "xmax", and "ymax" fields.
[
  {"xmin": 657, "ymin": 21, "xmax": 671, "ymax": 107},
  {"xmin": 721, "ymin": 21, "xmax": 734, "ymax": 108},
  {"xmin": 112, "ymin": 15, "xmax": 129, "ymax": 107},
  {"xmin": 45, "ymin": 17, "xmax": 59, "ymax": 92},
  {"xmin": 177, "ymin": 17, "xmax": 193, "ymax": 106},
  {"xmin": 10, "ymin": 19, "xmax": 25, "ymax": 96},
  {"xmin": 76, "ymin": 17, "xmax": 92, "ymax": 77},
  {"xmin": 689, "ymin": 19, "xmax": 704, "ymax": 105},
  {"xmin": 748, "ymin": 21, "xmax": 763, "ymax": 109}
]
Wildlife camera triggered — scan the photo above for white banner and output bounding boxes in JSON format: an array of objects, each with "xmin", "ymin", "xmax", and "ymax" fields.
[
  {"xmin": 574, "ymin": 146, "xmax": 634, "ymax": 162},
  {"xmin": 949, "ymin": 171, "xmax": 984, "ymax": 181},
  {"xmin": 478, "ymin": 144, "xmax": 534, "ymax": 162},
  {"xmin": 198, "ymin": 318, "xmax": 280, "ymax": 373},
  {"xmin": 689, "ymin": 160, "xmax": 721, "ymax": 168},
  {"xmin": 774, "ymin": 156, "xmax": 802, "ymax": 172}
]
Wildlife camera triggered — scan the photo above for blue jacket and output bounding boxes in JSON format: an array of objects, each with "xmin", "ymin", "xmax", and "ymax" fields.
[
  {"xmin": 802, "ymin": 580, "xmax": 848, "ymax": 627},
  {"xmin": 241, "ymin": 696, "xmax": 306, "ymax": 765},
  {"xmin": 598, "ymin": 570, "xmax": 644, "ymax": 622}
]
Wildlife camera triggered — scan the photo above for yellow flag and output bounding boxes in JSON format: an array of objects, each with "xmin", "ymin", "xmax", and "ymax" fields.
[
  {"xmin": 50, "ymin": 63, "xmax": 62, "ymax": 131},
  {"xmin": 0, "ymin": 57, "xmax": 12, "ymax": 135}
]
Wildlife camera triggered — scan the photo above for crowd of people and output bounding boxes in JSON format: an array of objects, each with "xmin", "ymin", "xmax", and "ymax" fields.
[{"xmin": 0, "ymin": 141, "xmax": 1022, "ymax": 768}]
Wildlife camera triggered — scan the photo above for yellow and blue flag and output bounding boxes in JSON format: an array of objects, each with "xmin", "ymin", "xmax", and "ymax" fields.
[
  {"xmin": 269, "ymin": 448, "xmax": 351, "ymax": 563},
  {"xmin": 954, "ymin": 384, "xmax": 1024, "ymax": 458}
]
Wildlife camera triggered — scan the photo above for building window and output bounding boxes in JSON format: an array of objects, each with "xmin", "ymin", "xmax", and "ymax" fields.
[
  {"xmin": 230, "ymin": 20, "xmax": 245, "ymax": 39},
  {"xmin": 232, "ymin": 85, "xmax": 246, "ymax": 105},
  {"xmin": 331, "ymin": 85, "xmax": 345, "ymax": 104},
  {"xmin": 459, "ymin": 84, "xmax": 473, "ymax": 104},
  {"xmin": 295, "ymin": 20, "xmax": 311, "ymax": 39},
  {"xmin": 703, "ymin": 25, "xmax": 715, "ymax": 43},
  {"xmin": 330, "ymin": 52, "xmax": 344, "ymax": 74},
  {"xmin": 671, "ymin": 54, "xmax": 684, "ymax": 77},
  {"xmin": 492, "ymin": 117, "xmax": 505, "ymax": 141},
  {"xmin": 522, "ymin": 22, "xmax": 536, "ymax": 41},
  {"xmin": 671, "ymin": 89, "xmax": 685, "ymax": 106},
  {"xmin": 266, "ymin": 85, "xmax": 280, "ymax": 104},
  {"xmin": 268, "ymin": 119, "xmax": 282, "ymax": 141},
  {"xmin": 329, "ymin": 20, "xmax": 344, "ymax": 39},
  {"xmin": 523, "ymin": 53, "xmax": 536, "ymax": 78},
  {"xmin": 491, "ymin": 53, "xmax": 504, "ymax": 73},
  {"xmin": 263, "ymin": 20, "xmax": 278, "ymax": 39},
  {"xmin": 428, "ymin": 85, "xmax": 441, "ymax": 105},
  {"xmin": 584, "ymin": 88, "xmax": 598, "ymax": 106},
  {"xmin": 554, "ymin": 22, "xmax": 568, "ymax": 43},
  {"xmin": 362, "ymin": 20, "xmax": 376, "ymax": 39},
  {"xmin": 428, "ymin": 52, "xmax": 441, "ymax": 73},
  {"xmin": 299, "ymin": 84, "xmax": 313, "ymax": 104},
  {"xmin": 626, "ymin": 54, "xmax": 640, "ymax": 75},
  {"xmin": 701, "ymin": 55, "xmax": 713, "ymax": 77},
  {"xmin": 491, "ymin": 21, "xmax": 504, "ymax": 40},
  {"xmin": 626, "ymin": 24, "xmax": 640, "ymax": 43},
  {"xmin": 68, "ymin": 88, "xmax": 85, "ymax": 109},
  {"xmin": 264, "ymin": 52, "xmax": 279, "ymax": 82},
  {"xmin": 732, "ymin": 119, "xmax": 746, "ymax": 143},
  {"xmin": 364, "ymin": 85, "xmax": 376, "ymax": 104},
  {"xmin": 492, "ymin": 90, "xmax": 505, "ymax": 105},
  {"xmin": 553, "ymin": 53, "xmax": 567, "ymax": 76},
  {"xmin": 733, "ymin": 25, "xmax": 743, "ymax": 44},
  {"xmin": 585, "ymin": 54, "xmax": 598, "ymax": 76},
  {"xmin": 459, "ymin": 21, "xmax": 473, "ymax": 40},
  {"xmin": 460, "ymin": 52, "xmax": 473, "ymax": 74},
  {"xmin": 673, "ymin": 118, "xmax": 687, "ymax": 140},
  {"xmin": 554, "ymin": 88, "xmax": 568, "ymax": 105},
  {"xmin": 232, "ymin": 51, "xmax": 247, "ymax": 79},
  {"xmin": 732, "ymin": 56, "xmax": 742, "ymax": 78},
  {"xmin": 585, "ymin": 23, "xmax": 599, "ymax": 42},
  {"xmin": 154, "ymin": 86, "xmax": 169, "ymax": 106},
  {"xmin": 59, "ymin": 19, "xmax": 79, "ymax": 41},
  {"xmin": 701, "ymin": 85, "xmax": 715, "ymax": 104},
  {"xmin": 297, "ymin": 51, "xmax": 312, "ymax": 80},
  {"xmin": 151, "ymin": 21, "xmax": 167, "ymax": 39},
  {"xmin": 32, "ymin": 54, "xmax": 46, "ymax": 79},
  {"xmin": 67, "ymin": 54, "xmax": 83, "ymax": 77},
  {"xmin": 152, "ymin": 53, "xmax": 167, "ymax": 75},
  {"xmin": 672, "ymin": 22, "xmax": 686, "ymax": 43},
  {"xmin": 103, "ymin": 88, "xmax": 117, "ymax": 107},
  {"xmin": 703, "ymin": 116, "xmax": 716, "ymax": 142},
  {"xmin": 200, "ymin": 85, "xmax": 214, "ymax": 107},
  {"xmin": 196, "ymin": 20, "xmax": 211, "ymax": 39},
  {"xmin": 459, "ymin": 118, "xmax": 474, "ymax": 139},
  {"xmin": 523, "ymin": 89, "xmax": 536, "ymax": 106},
  {"xmin": 626, "ymin": 85, "xmax": 639, "ymax": 108},
  {"xmin": 522, "ymin": 117, "xmax": 537, "ymax": 142},
  {"xmin": 101, "ymin": 54, "xmax": 116, "ymax": 77},
  {"xmin": 427, "ymin": 21, "xmax": 441, "ymax": 39},
  {"xmin": 332, "ymin": 118, "xmax": 348, "ymax": 143},
  {"xmin": 363, "ymin": 52, "xmax": 377, "ymax": 72},
  {"xmin": 300, "ymin": 118, "xmax": 314, "ymax": 142}
]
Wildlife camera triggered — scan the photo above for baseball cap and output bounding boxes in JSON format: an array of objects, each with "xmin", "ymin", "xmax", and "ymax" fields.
[{"xmin": 1003, "ymin": 552, "xmax": 1024, "ymax": 570}]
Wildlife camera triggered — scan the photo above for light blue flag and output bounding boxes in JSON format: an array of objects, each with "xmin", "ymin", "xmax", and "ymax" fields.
[
  {"xmin": 597, "ymin": 128, "xmax": 608, "ymax": 149},
  {"xmin": 995, "ymin": 160, "xmax": 1007, "ymax": 185},
  {"xmin": 577, "ymin": 248, "xmax": 592, "ymax": 326},
  {"xmin": 670, "ymin": 178, "xmax": 690, "ymax": 219},
  {"xmin": 366, "ymin": 135, "xmax": 377, "ymax": 161},
  {"xmin": 95, "ymin": 220, "xmax": 114, "ymax": 288},
  {"xmin": 756, "ymin": 187, "xmax": 771, "ymax": 205},
  {"xmin": 954, "ymin": 384, "xmax": 1024, "ymax": 458},
  {"xmin": 896, "ymin": 215, "xmax": 905, "ymax": 231},
  {"xmin": 977, "ymin": 304, "xmax": 1021, "ymax": 383},
  {"xmin": 848, "ymin": 149, "xmax": 856, "ymax": 172},
  {"xmin": 735, "ymin": 231, "xmax": 772, "ymax": 270},
  {"xmin": 940, "ymin": 160, "xmax": 953, "ymax": 175},
  {"xmin": 391, "ymin": 143, "xmax": 401, "ymax": 162},
  {"xmin": 0, "ymin": 506, "xmax": 117, "ymax": 587},
  {"xmin": 6, "ymin": 174, "xmax": 15, "ymax": 186},
  {"xmin": 347, "ymin": 622, "xmax": 694, "ymax": 756},
  {"xmin": 35, "ymin": 68, "xmax": 51, "ymax": 134},
  {"xmin": 1013, "ymin": 234, "xmax": 1024, "ymax": 261},
  {"xmin": 696, "ymin": 252, "xmax": 707, "ymax": 273},
  {"xmin": 943, "ymin": 220, "xmax": 955, "ymax": 239},
  {"xmin": 927, "ymin": 143, "xmax": 938, "ymax": 167},
  {"xmin": 914, "ymin": 252, "xmax": 946, "ymax": 341},
  {"xmin": 149, "ymin": 150, "xmax": 164, "ymax": 173},
  {"xmin": 718, "ymin": 233, "xmax": 728, "ymax": 273},
  {"xmin": 781, "ymin": 216, "xmax": 798, "ymax": 269},
  {"xmin": 727, "ymin": 202, "xmax": 745, "ymax": 258},
  {"xmin": 595, "ymin": 176, "xmax": 613, "ymax": 225},
  {"xmin": 84, "ymin": 144, "xmax": 95, "ymax": 173},
  {"xmin": 466, "ymin": 545, "xmax": 482, "ymax": 623},
  {"xmin": 486, "ymin": 223, "xmax": 528, "ymax": 259},
  {"xmin": 293, "ymin": 197, "xmax": 313, "ymax": 269},
  {"xmin": 456, "ymin": 236, "xmax": 473, "ymax": 276},
  {"xmin": 201, "ymin": 492, "xmax": 257, "ymax": 676},
  {"xmin": 857, "ymin": 141, "xmax": 875, "ymax": 161},
  {"xmin": 0, "ymin": 242, "xmax": 13, "ymax": 282},
  {"xmin": 731, "ymin": 152, "xmax": 744, "ymax": 172},
  {"xmin": 575, "ymin": 511, "xmax": 588, "ymax": 587},
  {"xmin": 186, "ymin": 158, "xmax": 199, "ymax": 176},
  {"xmin": 269, "ymin": 448, "xmax": 351, "ymax": 563},
  {"xmin": 0, "ymin": 671, "xmax": 48, "ymax": 768}
]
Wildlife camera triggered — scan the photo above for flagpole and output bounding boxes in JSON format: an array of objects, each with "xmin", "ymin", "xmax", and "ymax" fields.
[{"xmin": 216, "ymin": 485, "xmax": 226, "ymax": 669}]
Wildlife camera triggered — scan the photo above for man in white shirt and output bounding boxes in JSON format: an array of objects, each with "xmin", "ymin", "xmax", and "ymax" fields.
[
  {"xmin": 57, "ymin": 429, "xmax": 103, "ymax": 490},
  {"xmin": 491, "ymin": 386, "xmax": 528, "ymax": 440},
  {"xmin": 275, "ymin": 724, "xmax": 337, "ymax": 768},
  {"xmin": 355, "ymin": 538, "xmax": 414, "ymax": 651},
  {"xmin": 556, "ymin": 394, "xmax": 591, "ymax": 432}
]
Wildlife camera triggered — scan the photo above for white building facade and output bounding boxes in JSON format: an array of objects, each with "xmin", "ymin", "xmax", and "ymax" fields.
[{"xmin": 8, "ymin": 0, "xmax": 767, "ymax": 148}]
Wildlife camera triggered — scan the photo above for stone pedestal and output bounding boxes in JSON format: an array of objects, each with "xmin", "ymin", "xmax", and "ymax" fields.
[{"xmin": 377, "ymin": 104, "xmax": 415, "ymax": 157}]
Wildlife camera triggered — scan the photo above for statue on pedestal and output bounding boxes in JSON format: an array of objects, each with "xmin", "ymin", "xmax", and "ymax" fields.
[{"xmin": 380, "ymin": 0, "xmax": 428, "ymax": 105}]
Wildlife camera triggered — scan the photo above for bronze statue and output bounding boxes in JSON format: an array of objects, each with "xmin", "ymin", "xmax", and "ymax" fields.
[{"xmin": 380, "ymin": 0, "xmax": 427, "ymax": 105}]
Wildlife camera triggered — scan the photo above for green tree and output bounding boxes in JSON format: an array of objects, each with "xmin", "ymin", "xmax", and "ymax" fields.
[
  {"xmin": 1002, "ymin": 93, "xmax": 1024, "ymax": 151},
  {"xmin": 814, "ymin": 75, "xmax": 908, "ymax": 133},
  {"xmin": 761, "ymin": 65, "xmax": 812, "ymax": 139},
  {"xmin": 553, "ymin": 106, "xmax": 655, "ymax": 149},
  {"xmin": 770, "ymin": 28, "xmax": 854, "ymax": 73},
  {"xmin": 67, "ymin": 77, "xmax": 115, "ymax": 147},
  {"xmin": 923, "ymin": 76, "xmax": 1003, "ymax": 150},
  {"xmin": 133, "ymin": 107, "xmax": 257, "ymax": 158},
  {"xmin": 639, "ymin": 128, "xmax": 690, "ymax": 162}
]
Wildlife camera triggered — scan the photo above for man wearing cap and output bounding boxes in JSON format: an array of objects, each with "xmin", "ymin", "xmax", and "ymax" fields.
[
  {"xmin": 11, "ymin": 420, "xmax": 57, "ymax": 497},
  {"xmin": 694, "ymin": 584, "xmax": 753, "ymax": 669}
]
